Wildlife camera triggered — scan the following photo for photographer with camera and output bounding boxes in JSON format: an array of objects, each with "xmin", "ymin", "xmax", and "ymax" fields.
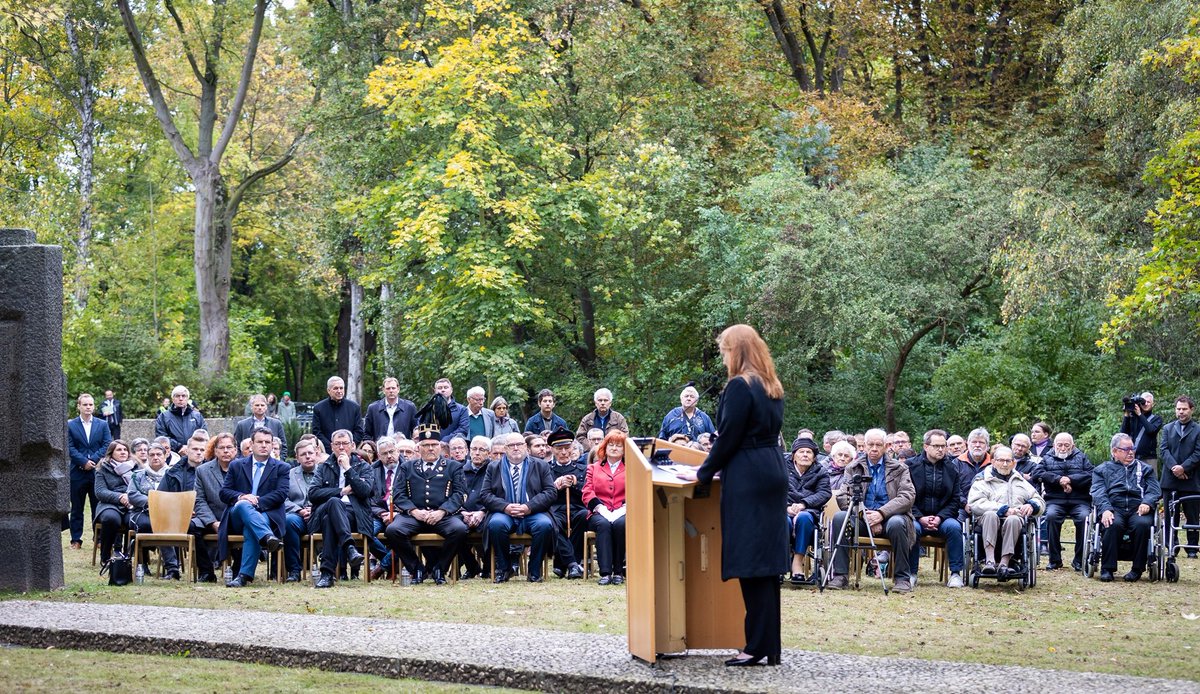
[
  {"xmin": 1120, "ymin": 392, "xmax": 1162, "ymax": 475},
  {"xmin": 827, "ymin": 428, "xmax": 917, "ymax": 592}
]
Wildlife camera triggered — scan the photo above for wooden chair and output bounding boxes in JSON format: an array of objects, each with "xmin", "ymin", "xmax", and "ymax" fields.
[
  {"xmin": 488, "ymin": 533, "xmax": 551, "ymax": 578},
  {"xmin": 224, "ymin": 535, "xmax": 287, "ymax": 583},
  {"xmin": 306, "ymin": 532, "xmax": 372, "ymax": 582},
  {"xmin": 581, "ymin": 530, "xmax": 598, "ymax": 578},
  {"xmin": 410, "ymin": 533, "xmax": 459, "ymax": 584},
  {"xmin": 129, "ymin": 491, "xmax": 196, "ymax": 581}
]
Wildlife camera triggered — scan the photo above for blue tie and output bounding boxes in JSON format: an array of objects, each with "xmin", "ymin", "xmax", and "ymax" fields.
[{"xmin": 251, "ymin": 461, "xmax": 265, "ymax": 495}]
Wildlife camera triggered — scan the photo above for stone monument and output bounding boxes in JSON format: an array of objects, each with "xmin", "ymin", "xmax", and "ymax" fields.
[{"xmin": 0, "ymin": 228, "xmax": 68, "ymax": 591}]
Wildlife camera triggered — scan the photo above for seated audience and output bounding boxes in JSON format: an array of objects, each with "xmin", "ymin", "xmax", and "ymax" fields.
[
  {"xmin": 384, "ymin": 425, "xmax": 468, "ymax": 585},
  {"xmin": 126, "ymin": 442, "xmax": 170, "ymax": 577},
  {"xmin": 309, "ymin": 429, "xmax": 373, "ymax": 588},
  {"xmin": 1091, "ymin": 433, "xmax": 1161, "ymax": 582},
  {"xmin": 161, "ymin": 433, "xmax": 213, "ymax": 579},
  {"xmin": 94, "ymin": 439, "xmax": 136, "ymax": 566},
  {"xmin": 546, "ymin": 428, "xmax": 588, "ymax": 579},
  {"xmin": 457, "ymin": 435, "xmax": 493, "ymax": 578},
  {"xmin": 218, "ymin": 428, "xmax": 289, "ymax": 587},
  {"xmin": 583, "ymin": 431, "xmax": 629, "ymax": 585},
  {"xmin": 786, "ymin": 438, "xmax": 831, "ymax": 584},
  {"xmin": 906, "ymin": 429, "xmax": 965, "ymax": 587},
  {"xmin": 1034, "ymin": 432, "xmax": 1093, "ymax": 571},
  {"xmin": 284, "ymin": 438, "xmax": 320, "ymax": 582},
  {"xmin": 828, "ymin": 429, "xmax": 917, "ymax": 592},
  {"xmin": 968, "ymin": 446, "xmax": 1044, "ymax": 577},
  {"xmin": 826, "ymin": 440, "xmax": 855, "ymax": 491},
  {"xmin": 480, "ymin": 433, "xmax": 557, "ymax": 582}
]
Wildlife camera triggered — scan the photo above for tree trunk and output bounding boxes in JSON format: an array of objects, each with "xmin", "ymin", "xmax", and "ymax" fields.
[
  {"xmin": 194, "ymin": 161, "xmax": 232, "ymax": 383},
  {"xmin": 884, "ymin": 319, "xmax": 942, "ymax": 431},
  {"xmin": 64, "ymin": 13, "xmax": 97, "ymax": 313},
  {"xmin": 346, "ymin": 277, "xmax": 365, "ymax": 405},
  {"xmin": 336, "ymin": 278, "xmax": 351, "ymax": 379},
  {"xmin": 567, "ymin": 282, "xmax": 597, "ymax": 372},
  {"xmin": 762, "ymin": 0, "xmax": 812, "ymax": 92}
]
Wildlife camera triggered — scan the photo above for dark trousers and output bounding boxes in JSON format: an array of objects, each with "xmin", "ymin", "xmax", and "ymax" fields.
[
  {"xmin": 188, "ymin": 520, "xmax": 219, "ymax": 577},
  {"xmin": 128, "ymin": 511, "xmax": 152, "ymax": 567},
  {"xmin": 319, "ymin": 502, "xmax": 365, "ymax": 576},
  {"xmin": 385, "ymin": 513, "xmax": 468, "ymax": 575},
  {"xmin": 456, "ymin": 528, "xmax": 485, "ymax": 577},
  {"xmin": 69, "ymin": 473, "xmax": 96, "ymax": 543},
  {"xmin": 587, "ymin": 513, "xmax": 627, "ymax": 576},
  {"xmin": 1044, "ymin": 500, "xmax": 1089, "ymax": 567},
  {"xmin": 96, "ymin": 508, "xmax": 126, "ymax": 564},
  {"xmin": 549, "ymin": 503, "xmax": 588, "ymax": 570},
  {"xmin": 1168, "ymin": 493, "xmax": 1200, "ymax": 553},
  {"xmin": 1102, "ymin": 510, "xmax": 1154, "ymax": 572},
  {"xmin": 485, "ymin": 512, "xmax": 554, "ymax": 579},
  {"xmin": 739, "ymin": 576, "xmax": 781, "ymax": 659}
]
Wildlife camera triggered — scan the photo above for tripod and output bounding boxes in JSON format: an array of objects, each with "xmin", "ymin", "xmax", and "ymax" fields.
[{"xmin": 822, "ymin": 476, "xmax": 890, "ymax": 594}]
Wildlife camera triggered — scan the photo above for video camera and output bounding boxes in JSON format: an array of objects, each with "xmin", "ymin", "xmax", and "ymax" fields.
[{"xmin": 1122, "ymin": 394, "xmax": 1147, "ymax": 415}]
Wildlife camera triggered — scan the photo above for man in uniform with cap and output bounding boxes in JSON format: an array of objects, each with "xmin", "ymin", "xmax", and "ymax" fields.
[
  {"xmin": 384, "ymin": 423, "xmax": 468, "ymax": 584},
  {"xmin": 547, "ymin": 428, "xmax": 588, "ymax": 579},
  {"xmin": 481, "ymin": 432, "xmax": 558, "ymax": 582}
]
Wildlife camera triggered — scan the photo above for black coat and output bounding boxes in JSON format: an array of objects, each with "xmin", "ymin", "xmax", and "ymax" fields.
[
  {"xmin": 696, "ymin": 376, "xmax": 788, "ymax": 580},
  {"xmin": 369, "ymin": 461, "xmax": 402, "ymax": 519},
  {"xmin": 391, "ymin": 456, "xmax": 466, "ymax": 514},
  {"xmin": 907, "ymin": 453, "xmax": 963, "ymax": 521},
  {"xmin": 1121, "ymin": 411, "xmax": 1164, "ymax": 459},
  {"xmin": 1160, "ymin": 419, "xmax": 1200, "ymax": 492},
  {"xmin": 308, "ymin": 455, "xmax": 375, "ymax": 535},
  {"xmin": 548, "ymin": 457, "xmax": 588, "ymax": 508},
  {"xmin": 462, "ymin": 462, "xmax": 490, "ymax": 512},
  {"xmin": 786, "ymin": 461, "xmax": 831, "ymax": 521},
  {"xmin": 1033, "ymin": 448, "xmax": 1093, "ymax": 503},
  {"xmin": 310, "ymin": 398, "xmax": 364, "ymax": 451},
  {"xmin": 364, "ymin": 398, "xmax": 418, "ymax": 441},
  {"xmin": 233, "ymin": 416, "xmax": 288, "ymax": 458}
]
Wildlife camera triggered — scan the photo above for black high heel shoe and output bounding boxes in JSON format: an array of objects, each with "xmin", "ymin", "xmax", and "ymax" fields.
[{"xmin": 724, "ymin": 653, "xmax": 781, "ymax": 666}]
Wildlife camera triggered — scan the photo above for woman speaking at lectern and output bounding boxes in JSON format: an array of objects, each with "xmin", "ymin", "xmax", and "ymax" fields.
[{"xmin": 676, "ymin": 324, "xmax": 787, "ymax": 666}]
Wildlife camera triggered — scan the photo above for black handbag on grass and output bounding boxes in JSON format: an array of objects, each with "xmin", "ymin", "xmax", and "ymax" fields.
[{"xmin": 101, "ymin": 551, "xmax": 133, "ymax": 586}]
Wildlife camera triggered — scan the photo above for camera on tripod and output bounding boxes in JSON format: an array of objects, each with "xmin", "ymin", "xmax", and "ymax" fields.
[{"xmin": 1122, "ymin": 393, "xmax": 1146, "ymax": 415}]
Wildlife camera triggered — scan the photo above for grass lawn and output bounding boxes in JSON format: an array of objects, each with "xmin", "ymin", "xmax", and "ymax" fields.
[
  {"xmin": 0, "ymin": 645, "xmax": 527, "ymax": 692},
  {"xmin": 6, "ymin": 523, "xmax": 1198, "ymax": 682}
]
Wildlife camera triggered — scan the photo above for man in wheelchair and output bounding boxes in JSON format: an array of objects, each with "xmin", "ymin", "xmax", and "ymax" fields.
[
  {"xmin": 1090, "ymin": 433, "xmax": 1161, "ymax": 582},
  {"xmin": 967, "ymin": 446, "xmax": 1044, "ymax": 580}
]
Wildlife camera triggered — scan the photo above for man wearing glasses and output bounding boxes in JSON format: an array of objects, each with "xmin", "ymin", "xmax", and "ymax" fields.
[
  {"xmin": 1091, "ymin": 433, "xmax": 1161, "ymax": 582},
  {"xmin": 906, "ymin": 429, "xmax": 966, "ymax": 587},
  {"xmin": 479, "ymin": 433, "xmax": 558, "ymax": 583}
]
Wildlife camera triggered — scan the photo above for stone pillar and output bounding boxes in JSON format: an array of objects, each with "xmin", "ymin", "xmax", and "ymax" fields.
[{"xmin": 0, "ymin": 228, "xmax": 68, "ymax": 591}]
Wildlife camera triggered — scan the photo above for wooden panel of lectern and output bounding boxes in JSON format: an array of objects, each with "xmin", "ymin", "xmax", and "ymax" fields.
[{"xmin": 625, "ymin": 438, "xmax": 744, "ymax": 663}]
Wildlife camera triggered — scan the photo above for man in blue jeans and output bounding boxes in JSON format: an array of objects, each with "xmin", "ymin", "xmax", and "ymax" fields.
[
  {"xmin": 218, "ymin": 427, "xmax": 289, "ymax": 587},
  {"xmin": 906, "ymin": 429, "xmax": 966, "ymax": 587}
]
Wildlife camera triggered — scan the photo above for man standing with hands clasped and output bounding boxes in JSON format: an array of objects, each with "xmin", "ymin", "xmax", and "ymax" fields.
[{"xmin": 1160, "ymin": 395, "xmax": 1200, "ymax": 559}]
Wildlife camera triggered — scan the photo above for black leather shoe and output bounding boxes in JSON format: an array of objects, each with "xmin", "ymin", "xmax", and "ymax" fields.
[
  {"xmin": 612, "ymin": 574, "xmax": 625, "ymax": 585},
  {"xmin": 1071, "ymin": 560, "xmax": 1082, "ymax": 572},
  {"xmin": 567, "ymin": 563, "xmax": 584, "ymax": 579},
  {"xmin": 527, "ymin": 573, "xmax": 544, "ymax": 583},
  {"xmin": 1044, "ymin": 563, "xmax": 1061, "ymax": 571},
  {"xmin": 197, "ymin": 573, "xmax": 216, "ymax": 583},
  {"xmin": 164, "ymin": 568, "xmax": 182, "ymax": 581},
  {"xmin": 433, "ymin": 568, "xmax": 447, "ymax": 585},
  {"xmin": 285, "ymin": 571, "xmax": 301, "ymax": 583},
  {"xmin": 314, "ymin": 573, "xmax": 335, "ymax": 588},
  {"xmin": 345, "ymin": 546, "xmax": 365, "ymax": 571},
  {"xmin": 412, "ymin": 569, "xmax": 426, "ymax": 584},
  {"xmin": 598, "ymin": 574, "xmax": 612, "ymax": 586},
  {"xmin": 261, "ymin": 535, "xmax": 283, "ymax": 553},
  {"xmin": 553, "ymin": 567, "xmax": 565, "ymax": 579},
  {"xmin": 1123, "ymin": 569, "xmax": 1143, "ymax": 582},
  {"xmin": 226, "ymin": 573, "xmax": 254, "ymax": 588},
  {"xmin": 1099, "ymin": 570, "xmax": 1114, "ymax": 582},
  {"xmin": 493, "ymin": 570, "xmax": 510, "ymax": 584}
]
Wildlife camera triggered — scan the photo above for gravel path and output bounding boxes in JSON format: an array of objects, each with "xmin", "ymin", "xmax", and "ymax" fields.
[{"xmin": 0, "ymin": 600, "xmax": 1193, "ymax": 693}]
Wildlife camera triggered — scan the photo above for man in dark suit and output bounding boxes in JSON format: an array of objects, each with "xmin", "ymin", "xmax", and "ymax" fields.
[
  {"xmin": 480, "ymin": 432, "xmax": 558, "ymax": 582},
  {"xmin": 1161, "ymin": 394, "xmax": 1200, "ymax": 558},
  {"xmin": 218, "ymin": 427, "xmax": 290, "ymax": 587},
  {"xmin": 311, "ymin": 376, "xmax": 364, "ymax": 452},
  {"xmin": 433, "ymin": 378, "xmax": 470, "ymax": 442},
  {"xmin": 364, "ymin": 377, "xmax": 417, "ymax": 441},
  {"xmin": 234, "ymin": 394, "xmax": 288, "ymax": 458},
  {"xmin": 384, "ymin": 425, "xmax": 468, "ymax": 585},
  {"xmin": 308, "ymin": 429, "xmax": 372, "ymax": 588},
  {"xmin": 66, "ymin": 393, "xmax": 111, "ymax": 549},
  {"xmin": 100, "ymin": 389, "xmax": 123, "ymax": 440}
]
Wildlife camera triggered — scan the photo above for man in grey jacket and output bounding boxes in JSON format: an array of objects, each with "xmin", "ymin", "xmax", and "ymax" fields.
[
  {"xmin": 283, "ymin": 438, "xmax": 320, "ymax": 581},
  {"xmin": 192, "ymin": 432, "xmax": 238, "ymax": 582}
]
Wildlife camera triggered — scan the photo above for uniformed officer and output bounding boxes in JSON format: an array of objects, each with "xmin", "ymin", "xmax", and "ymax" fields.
[
  {"xmin": 546, "ymin": 428, "xmax": 588, "ymax": 579},
  {"xmin": 384, "ymin": 423, "xmax": 468, "ymax": 584}
]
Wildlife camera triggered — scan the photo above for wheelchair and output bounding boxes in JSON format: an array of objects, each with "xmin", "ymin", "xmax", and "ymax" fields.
[
  {"xmin": 963, "ymin": 513, "xmax": 1038, "ymax": 590},
  {"xmin": 1080, "ymin": 505, "xmax": 1163, "ymax": 581},
  {"xmin": 1162, "ymin": 492, "xmax": 1200, "ymax": 583},
  {"xmin": 786, "ymin": 507, "xmax": 827, "ymax": 588}
]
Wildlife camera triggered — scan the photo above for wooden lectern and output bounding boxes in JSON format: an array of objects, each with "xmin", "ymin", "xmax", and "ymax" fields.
[{"xmin": 625, "ymin": 438, "xmax": 745, "ymax": 663}]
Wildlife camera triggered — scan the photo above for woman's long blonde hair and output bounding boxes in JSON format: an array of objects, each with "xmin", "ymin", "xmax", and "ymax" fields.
[{"xmin": 719, "ymin": 324, "xmax": 783, "ymax": 399}]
